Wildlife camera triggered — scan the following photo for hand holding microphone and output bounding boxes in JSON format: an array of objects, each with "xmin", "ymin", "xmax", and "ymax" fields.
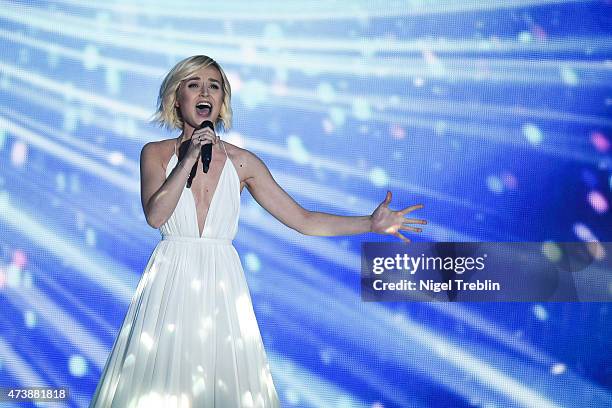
[
  {"xmin": 198, "ymin": 120, "xmax": 215, "ymax": 173},
  {"xmin": 178, "ymin": 121, "xmax": 219, "ymax": 188}
]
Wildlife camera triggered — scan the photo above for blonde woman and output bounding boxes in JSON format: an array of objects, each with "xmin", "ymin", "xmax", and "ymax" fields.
[{"xmin": 90, "ymin": 55, "xmax": 426, "ymax": 407}]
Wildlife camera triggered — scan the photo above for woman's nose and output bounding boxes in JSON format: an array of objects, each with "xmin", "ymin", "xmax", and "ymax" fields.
[{"xmin": 200, "ymin": 86, "xmax": 209, "ymax": 96}]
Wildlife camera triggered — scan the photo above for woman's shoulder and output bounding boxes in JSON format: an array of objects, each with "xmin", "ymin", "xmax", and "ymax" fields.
[
  {"xmin": 222, "ymin": 139, "xmax": 250, "ymax": 161},
  {"xmin": 222, "ymin": 139, "xmax": 261, "ymax": 161},
  {"xmin": 141, "ymin": 138, "xmax": 176, "ymax": 168},
  {"xmin": 142, "ymin": 138, "xmax": 175, "ymax": 152},
  {"xmin": 222, "ymin": 140, "xmax": 271, "ymax": 178}
]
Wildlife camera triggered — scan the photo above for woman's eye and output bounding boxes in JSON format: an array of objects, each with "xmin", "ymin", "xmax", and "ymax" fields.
[
  {"xmin": 188, "ymin": 83, "xmax": 199, "ymax": 88},
  {"xmin": 210, "ymin": 84, "xmax": 219, "ymax": 89}
]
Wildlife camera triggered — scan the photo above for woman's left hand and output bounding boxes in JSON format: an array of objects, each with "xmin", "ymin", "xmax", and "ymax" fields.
[{"xmin": 370, "ymin": 191, "xmax": 426, "ymax": 243}]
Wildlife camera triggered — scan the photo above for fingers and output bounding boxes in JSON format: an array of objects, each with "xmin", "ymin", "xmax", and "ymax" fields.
[
  {"xmin": 191, "ymin": 128, "xmax": 219, "ymax": 146},
  {"xmin": 403, "ymin": 218, "xmax": 427, "ymax": 225},
  {"xmin": 400, "ymin": 204, "xmax": 424, "ymax": 215},
  {"xmin": 401, "ymin": 225, "xmax": 422, "ymax": 233},
  {"xmin": 383, "ymin": 190, "xmax": 392, "ymax": 205}
]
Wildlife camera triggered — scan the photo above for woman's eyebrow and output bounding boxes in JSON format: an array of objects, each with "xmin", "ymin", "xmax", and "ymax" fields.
[{"xmin": 184, "ymin": 76, "xmax": 220, "ymax": 83}]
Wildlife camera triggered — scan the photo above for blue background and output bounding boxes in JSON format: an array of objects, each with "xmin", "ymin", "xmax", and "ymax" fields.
[{"xmin": 0, "ymin": 0, "xmax": 611, "ymax": 407}]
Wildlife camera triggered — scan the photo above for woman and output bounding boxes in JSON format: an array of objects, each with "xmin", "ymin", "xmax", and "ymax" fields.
[{"xmin": 90, "ymin": 55, "xmax": 426, "ymax": 407}]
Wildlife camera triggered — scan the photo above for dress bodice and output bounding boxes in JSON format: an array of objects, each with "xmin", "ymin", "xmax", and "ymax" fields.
[{"xmin": 159, "ymin": 140, "xmax": 240, "ymax": 241}]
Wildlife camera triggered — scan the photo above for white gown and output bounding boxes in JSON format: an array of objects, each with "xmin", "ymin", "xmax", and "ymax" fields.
[{"xmin": 90, "ymin": 140, "xmax": 280, "ymax": 407}]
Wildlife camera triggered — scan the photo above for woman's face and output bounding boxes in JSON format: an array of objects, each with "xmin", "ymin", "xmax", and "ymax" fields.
[{"xmin": 175, "ymin": 65, "xmax": 224, "ymax": 132}]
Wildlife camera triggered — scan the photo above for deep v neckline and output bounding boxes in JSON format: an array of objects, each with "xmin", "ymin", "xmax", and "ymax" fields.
[
  {"xmin": 171, "ymin": 150, "xmax": 229, "ymax": 238},
  {"xmin": 192, "ymin": 156, "xmax": 228, "ymax": 238}
]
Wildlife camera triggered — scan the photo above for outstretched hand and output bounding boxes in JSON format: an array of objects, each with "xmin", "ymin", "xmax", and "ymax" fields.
[{"xmin": 370, "ymin": 191, "xmax": 426, "ymax": 243}]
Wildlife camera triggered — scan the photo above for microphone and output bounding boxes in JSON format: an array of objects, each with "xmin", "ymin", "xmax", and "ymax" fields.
[{"xmin": 199, "ymin": 120, "xmax": 214, "ymax": 173}]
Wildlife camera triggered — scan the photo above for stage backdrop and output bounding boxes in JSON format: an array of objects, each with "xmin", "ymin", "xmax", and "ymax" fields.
[{"xmin": 0, "ymin": 1, "xmax": 611, "ymax": 407}]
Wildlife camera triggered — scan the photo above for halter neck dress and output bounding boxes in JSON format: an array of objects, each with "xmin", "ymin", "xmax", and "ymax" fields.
[{"xmin": 90, "ymin": 140, "xmax": 280, "ymax": 407}]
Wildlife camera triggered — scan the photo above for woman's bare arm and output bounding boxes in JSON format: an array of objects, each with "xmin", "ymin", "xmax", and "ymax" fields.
[
  {"xmin": 242, "ymin": 149, "xmax": 426, "ymax": 240},
  {"xmin": 140, "ymin": 142, "xmax": 195, "ymax": 228},
  {"xmin": 141, "ymin": 129, "xmax": 220, "ymax": 228}
]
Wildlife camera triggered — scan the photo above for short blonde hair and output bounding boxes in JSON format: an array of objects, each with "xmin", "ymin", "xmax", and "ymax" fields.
[{"xmin": 152, "ymin": 55, "xmax": 232, "ymax": 131}]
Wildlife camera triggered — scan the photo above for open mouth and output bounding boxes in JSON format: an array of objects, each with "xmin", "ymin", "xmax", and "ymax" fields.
[{"xmin": 195, "ymin": 101, "xmax": 212, "ymax": 116}]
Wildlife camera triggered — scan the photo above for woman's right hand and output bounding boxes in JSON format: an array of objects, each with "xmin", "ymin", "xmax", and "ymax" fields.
[{"xmin": 184, "ymin": 126, "xmax": 220, "ymax": 163}]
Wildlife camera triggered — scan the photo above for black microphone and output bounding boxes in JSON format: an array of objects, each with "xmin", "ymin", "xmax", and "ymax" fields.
[{"xmin": 199, "ymin": 120, "xmax": 214, "ymax": 173}]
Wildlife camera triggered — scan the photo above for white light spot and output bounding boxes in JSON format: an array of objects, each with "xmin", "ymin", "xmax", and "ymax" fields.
[
  {"xmin": 108, "ymin": 151, "xmax": 125, "ymax": 166},
  {"xmin": 217, "ymin": 378, "xmax": 228, "ymax": 393},
  {"xmin": 368, "ymin": 167, "xmax": 388, "ymax": 187},
  {"xmin": 435, "ymin": 120, "xmax": 447, "ymax": 136},
  {"xmin": 523, "ymin": 123, "xmax": 543, "ymax": 146},
  {"xmin": 551, "ymin": 363, "xmax": 566, "ymax": 375},
  {"xmin": 191, "ymin": 279, "xmax": 201, "ymax": 292},
  {"xmin": 241, "ymin": 390, "xmax": 254, "ymax": 408},
  {"xmin": 24, "ymin": 310, "xmax": 37, "ymax": 328},
  {"xmin": 560, "ymin": 66, "xmax": 578, "ymax": 86},
  {"xmin": 82, "ymin": 44, "xmax": 100, "ymax": 70},
  {"xmin": 352, "ymin": 97, "xmax": 371, "ymax": 121},
  {"xmin": 533, "ymin": 304, "xmax": 548, "ymax": 321},
  {"xmin": 329, "ymin": 107, "xmax": 346, "ymax": 127},
  {"xmin": 287, "ymin": 135, "xmax": 309, "ymax": 164},
  {"xmin": 56, "ymin": 172, "xmax": 66, "ymax": 192},
  {"xmin": 236, "ymin": 295, "xmax": 258, "ymax": 339},
  {"xmin": 518, "ymin": 31, "xmax": 532, "ymax": 43},
  {"xmin": 11, "ymin": 141, "xmax": 28, "ymax": 167},
  {"xmin": 245, "ymin": 252, "xmax": 261, "ymax": 272},
  {"xmin": 85, "ymin": 228, "xmax": 96, "ymax": 247},
  {"xmin": 105, "ymin": 66, "xmax": 121, "ymax": 95},
  {"xmin": 486, "ymin": 175, "xmax": 504, "ymax": 194},
  {"xmin": 192, "ymin": 375, "xmax": 206, "ymax": 397},
  {"xmin": 7, "ymin": 264, "xmax": 21, "ymax": 288},
  {"xmin": 68, "ymin": 355, "xmax": 88, "ymax": 377},
  {"xmin": 123, "ymin": 354, "xmax": 135, "ymax": 369},
  {"xmin": 542, "ymin": 242, "xmax": 562, "ymax": 262},
  {"xmin": 317, "ymin": 82, "xmax": 336, "ymax": 104},
  {"xmin": 70, "ymin": 173, "xmax": 81, "ymax": 193},
  {"xmin": 140, "ymin": 332, "xmax": 154, "ymax": 350}
]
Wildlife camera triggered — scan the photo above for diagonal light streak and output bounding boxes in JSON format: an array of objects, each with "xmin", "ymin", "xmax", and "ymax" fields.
[
  {"xmin": 1, "ymin": 72, "xmax": 496, "ymax": 217},
  {"xmin": 2, "ymin": 24, "xmax": 611, "ymax": 89},
  {"xmin": 242, "ymin": 228, "xmax": 612, "ymax": 407},
  {"xmin": 0, "ymin": 336, "xmax": 90, "ymax": 407},
  {"xmin": 2, "ymin": 287, "xmax": 109, "ymax": 370},
  {"xmin": 46, "ymin": 0, "xmax": 595, "ymax": 21},
  {"xmin": 0, "ymin": 116, "xmax": 140, "ymax": 193},
  {"xmin": 0, "ymin": 106, "xmax": 139, "ymax": 176},
  {"xmin": 0, "ymin": 192, "xmax": 137, "ymax": 301},
  {"xmin": 268, "ymin": 353, "xmax": 370, "ymax": 408},
  {"xmin": 0, "ymin": 62, "xmax": 151, "ymax": 120},
  {"xmin": 1, "ymin": 3, "xmax": 611, "ymax": 83},
  {"xmin": 248, "ymin": 250, "xmax": 563, "ymax": 407},
  {"xmin": 4, "ymin": 60, "xmax": 603, "ymax": 197}
]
